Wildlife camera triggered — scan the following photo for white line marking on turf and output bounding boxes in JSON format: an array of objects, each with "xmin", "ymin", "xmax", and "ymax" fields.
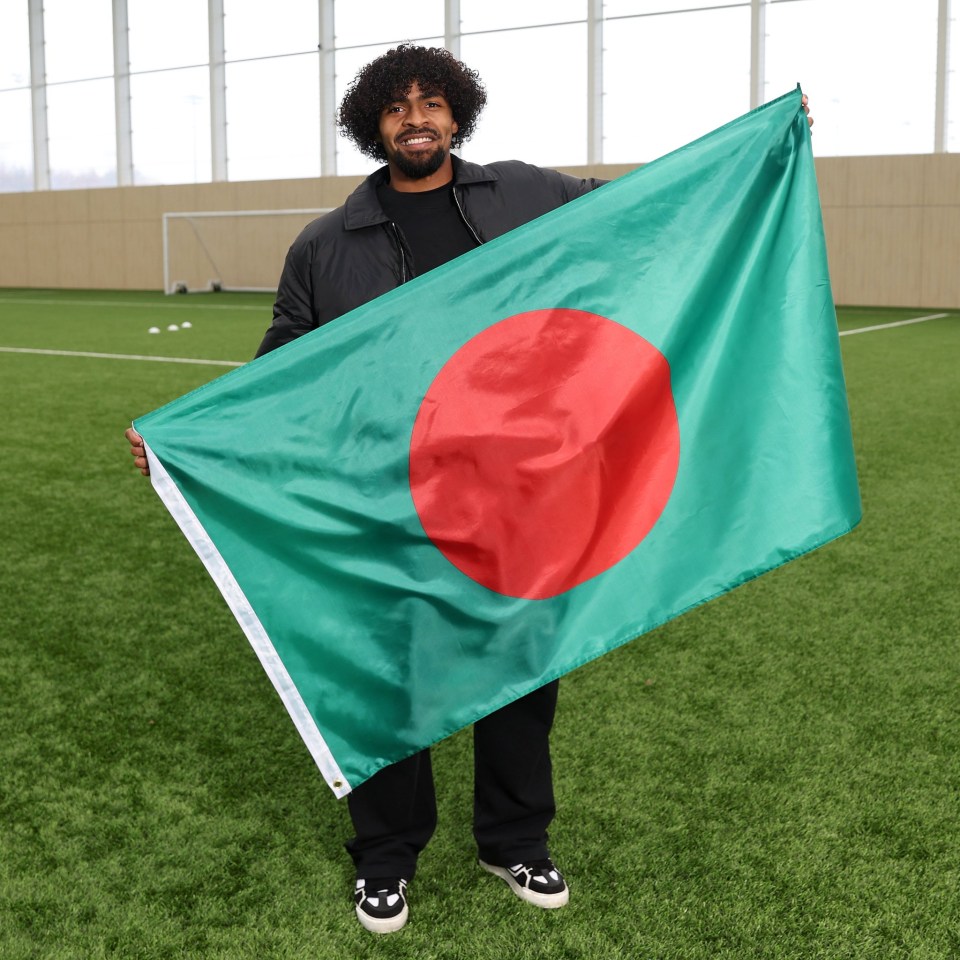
[
  {"xmin": 0, "ymin": 346, "xmax": 243, "ymax": 367},
  {"xmin": 0, "ymin": 297, "xmax": 266, "ymax": 311},
  {"xmin": 840, "ymin": 313, "xmax": 949, "ymax": 336},
  {"xmin": 4, "ymin": 313, "xmax": 950, "ymax": 365}
]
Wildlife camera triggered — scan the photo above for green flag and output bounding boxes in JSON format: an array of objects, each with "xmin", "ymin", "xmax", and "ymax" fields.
[{"xmin": 135, "ymin": 88, "xmax": 860, "ymax": 797}]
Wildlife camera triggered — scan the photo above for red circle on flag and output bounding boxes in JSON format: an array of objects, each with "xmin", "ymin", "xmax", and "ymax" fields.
[{"xmin": 409, "ymin": 308, "xmax": 680, "ymax": 599}]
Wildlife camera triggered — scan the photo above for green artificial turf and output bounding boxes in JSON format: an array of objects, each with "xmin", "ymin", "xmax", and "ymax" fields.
[{"xmin": 1, "ymin": 292, "xmax": 957, "ymax": 959}]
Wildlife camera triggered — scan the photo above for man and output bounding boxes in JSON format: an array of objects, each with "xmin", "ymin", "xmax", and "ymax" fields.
[{"xmin": 127, "ymin": 44, "xmax": 812, "ymax": 935}]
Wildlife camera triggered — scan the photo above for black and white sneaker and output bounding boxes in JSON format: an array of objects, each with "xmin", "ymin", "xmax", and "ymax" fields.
[
  {"xmin": 354, "ymin": 877, "xmax": 409, "ymax": 933},
  {"xmin": 479, "ymin": 858, "xmax": 569, "ymax": 908}
]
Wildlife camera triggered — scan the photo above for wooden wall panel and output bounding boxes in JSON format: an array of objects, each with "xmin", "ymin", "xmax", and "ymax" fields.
[
  {"xmin": 0, "ymin": 225, "xmax": 29, "ymax": 286},
  {"xmin": 19, "ymin": 189, "xmax": 61, "ymax": 225},
  {"xmin": 559, "ymin": 163, "xmax": 638, "ymax": 182},
  {"xmin": 813, "ymin": 157, "xmax": 849, "ymax": 207},
  {"xmin": 228, "ymin": 219, "xmax": 294, "ymax": 289},
  {"xmin": 920, "ymin": 208, "xmax": 960, "ymax": 307},
  {"xmin": 87, "ymin": 186, "xmax": 124, "ymax": 221},
  {"xmin": 198, "ymin": 181, "xmax": 240, "ymax": 211},
  {"xmin": 53, "ymin": 190, "xmax": 90, "ymax": 224},
  {"xmin": 24, "ymin": 224, "xmax": 62, "ymax": 286},
  {"xmin": 87, "ymin": 222, "xmax": 130, "ymax": 289},
  {"xmin": 819, "ymin": 207, "xmax": 850, "ymax": 301},
  {"xmin": 845, "ymin": 155, "xmax": 926, "ymax": 207},
  {"xmin": 923, "ymin": 154, "xmax": 960, "ymax": 205},
  {"xmin": 120, "ymin": 185, "xmax": 163, "ymax": 220},
  {"xmin": 0, "ymin": 155, "xmax": 958, "ymax": 307},
  {"xmin": 55, "ymin": 223, "xmax": 92, "ymax": 288},
  {"xmin": 317, "ymin": 175, "xmax": 365, "ymax": 208},
  {"xmin": 0, "ymin": 190, "xmax": 26, "ymax": 222},
  {"xmin": 235, "ymin": 179, "xmax": 317, "ymax": 210},
  {"xmin": 842, "ymin": 207, "xmax": 925, "ymax": 306},
  {"xmin": 122, "ymin": 221, "xmax": 163, "ymax": 289}
]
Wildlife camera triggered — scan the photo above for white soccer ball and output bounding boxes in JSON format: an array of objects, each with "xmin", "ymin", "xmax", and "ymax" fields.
[
  {"xmin": 181, "ymin": 321, "xmax": 192, "ymax": 329},
  {"xmin": 148, "ymin": 326, "xmax": 160, "ymax": 334},
  {"xmin": 167, "ymin": 324, "xmax": 180, "ymax": 332}
]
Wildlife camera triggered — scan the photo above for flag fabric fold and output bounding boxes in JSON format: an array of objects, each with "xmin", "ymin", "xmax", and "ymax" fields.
[{"xmin": 135, "ymin": 87, "xmax": 861, "ymax": 797}]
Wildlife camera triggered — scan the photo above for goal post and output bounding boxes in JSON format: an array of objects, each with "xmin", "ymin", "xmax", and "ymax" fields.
[{"xmin": 162, "ymin": 208, "xmax": 332, "ymax": 294}]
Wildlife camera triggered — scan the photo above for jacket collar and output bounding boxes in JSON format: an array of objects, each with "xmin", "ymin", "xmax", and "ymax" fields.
[{"xmin": 342, "ymin": 155, "xmax": 499, "ymax": 231}]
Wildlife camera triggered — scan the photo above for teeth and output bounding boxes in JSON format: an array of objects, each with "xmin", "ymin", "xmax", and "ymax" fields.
[{"xmin": 404, "ymin": 137, "xmax": 433, "ymax": 145}]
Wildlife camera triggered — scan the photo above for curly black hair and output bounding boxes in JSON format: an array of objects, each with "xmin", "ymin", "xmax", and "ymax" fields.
[{"xmin": 337, "ymin": 45, "xmax": 487, "ymax": 162}]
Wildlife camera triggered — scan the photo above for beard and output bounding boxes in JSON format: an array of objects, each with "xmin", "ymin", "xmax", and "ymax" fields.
[{"xmin": 390, "ymin": 142, "xmax": 450, "ymax": 180}]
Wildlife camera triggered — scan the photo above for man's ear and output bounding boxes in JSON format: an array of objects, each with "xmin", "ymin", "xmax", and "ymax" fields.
[{"xmin": 452, "ymin": 119, "xmax": 459, "ymax": 136}]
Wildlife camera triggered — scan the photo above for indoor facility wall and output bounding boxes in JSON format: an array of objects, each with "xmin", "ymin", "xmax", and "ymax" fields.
[{"xmin": 0, "ymin": 155, "xmax": 958, "ymax": 308}]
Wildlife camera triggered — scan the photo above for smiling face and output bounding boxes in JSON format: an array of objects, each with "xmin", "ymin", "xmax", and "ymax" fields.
[{"xmin": 377, "ymin": 81, "xmax": 459, "ymax": 191}]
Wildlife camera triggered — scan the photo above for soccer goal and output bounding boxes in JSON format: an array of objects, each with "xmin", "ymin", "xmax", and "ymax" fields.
[{"xmin": 161, "ymin": 208, "xmax": 331, "ymax": 294}]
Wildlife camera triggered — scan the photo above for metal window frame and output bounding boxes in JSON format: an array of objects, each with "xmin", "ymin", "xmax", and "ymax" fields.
[
  {"xmin": 935, "ymin": 0, "xmax": 951, "ymax": 152},
  {"xmin": 28, "ymin": 0, "xmax": 49, "ymax": 190},
  {"xmin": 209, "ymin": 0, "xmax": 227, "ymax": 180},
  {"xmin": 25, "ymin": 0, "xmax": 959, "ymax": 190},
  {"xmin": 319, "ymin": 0, "xmax": 336, "ymax": 174},
  {"xmin": 750, "ymin": 0, "xmax": 767, "ymax": 110},
  {"xmin": 113, "ymin": 0, "xmax": 133, "ymax": 186}
]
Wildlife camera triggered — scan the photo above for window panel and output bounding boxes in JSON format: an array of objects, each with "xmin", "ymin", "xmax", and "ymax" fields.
[
  {"xmin": 226, "ymin": 56, "xmax": 321, "ymax": 181},
  {"xmin": 459, "ymin": 23, "xmax": 587, "ymax": 167},
  {"xmin": 43, "ymin": 0, "xmax": 113, "ymax": 83},
  {"xmin": 334, "ymin": 1, "xmax": 443, "ymax": 48},
  {"xmin": 604, "ymin": 6, "xmax": 751, "ymax": 163},
  {"xmin": 131, "ymin": 68, "xmax": 211, "ymax": 185},
  {"xmin": 0, "ymin": 90, "xmax": 33, "ymax": 191},
  {"xmin": 459, "ymin": 0, "xmax": 584, "ymax": 34},
  {"xmin": 604, "ymin": 0, "xmax": 735, "ymax": 16},
  {"xmin": 0, "ymin": 2, "xmax": 30, "ymax": 89},
  {"xmin": 949, "ymin": 4, "xmax": 960, "ymax": 151},
  {"xmin": 8, "ymin": 0, "xmax": 959, "ymax": 194},
  {"xmin": 129, "ymin": 0, "xmax": 209, "ymax": 73},
  {"xmin": 224, "ymin": 0, "xmax": 319, "ymax": 61},
  {"xmin": 47, "ymin": 78, "xmax": 117, "ymax": 188},
  {"xmin": 765, "ymin": 0, "xmax": 938, "ymax": 156}
]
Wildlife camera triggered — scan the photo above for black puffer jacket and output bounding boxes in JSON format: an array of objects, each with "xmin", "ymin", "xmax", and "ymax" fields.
[{"xmin": 255, "ymin": 156, "xmax": 605, "ymax": 357}]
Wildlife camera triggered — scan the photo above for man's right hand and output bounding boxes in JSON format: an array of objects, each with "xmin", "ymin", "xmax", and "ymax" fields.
[{"xmin": 125, "ymin": 427, "xmax": 150, "ymax": 476}]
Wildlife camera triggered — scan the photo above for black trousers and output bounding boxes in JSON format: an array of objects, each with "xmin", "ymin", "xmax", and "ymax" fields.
[{"xmin": 345, "ymin": 679, "xmax": 559, "ymax": 880}]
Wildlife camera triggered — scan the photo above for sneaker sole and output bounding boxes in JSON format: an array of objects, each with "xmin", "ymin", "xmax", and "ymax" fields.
[
  {"xmin": 355, "ymin": 901, "xmax": 409, "ymax": 934},
  {"xmin": 478, "ymin": 860, "xmax": 570, "ymax": 909}
]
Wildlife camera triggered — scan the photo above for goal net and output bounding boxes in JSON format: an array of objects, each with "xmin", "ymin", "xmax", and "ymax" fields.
[{"xmin": 162, "ymin": 208, "xmax": 331, "ymax": 294}]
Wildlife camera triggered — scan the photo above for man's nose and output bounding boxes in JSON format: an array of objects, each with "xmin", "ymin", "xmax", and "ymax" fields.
[{"xmin": 405, "ymin": 103, "xmax": 427, "ymax": 126}]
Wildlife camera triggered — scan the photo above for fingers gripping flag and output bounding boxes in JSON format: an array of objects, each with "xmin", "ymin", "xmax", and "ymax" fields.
[{"xmin": 135, "ymin": 89, "xmax": 861, "ymax": 797}]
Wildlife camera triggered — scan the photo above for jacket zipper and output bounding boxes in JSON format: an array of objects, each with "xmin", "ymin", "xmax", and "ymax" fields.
[
  {"xmin": 388, "ymin": 187, "xmax": 482, "ymax": 283},
  {"xmin": 389, "ymin": 222, "xmax": 408, "ymax": 282},
  {"xmin": 452, "ymin": 187, "xmax": 484, "ymax": 246}
]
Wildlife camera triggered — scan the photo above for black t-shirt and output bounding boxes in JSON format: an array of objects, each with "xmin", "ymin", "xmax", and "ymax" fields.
[{"xmin": 376, "ymin": 181, "xmax": 479, "ymax": 276}]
